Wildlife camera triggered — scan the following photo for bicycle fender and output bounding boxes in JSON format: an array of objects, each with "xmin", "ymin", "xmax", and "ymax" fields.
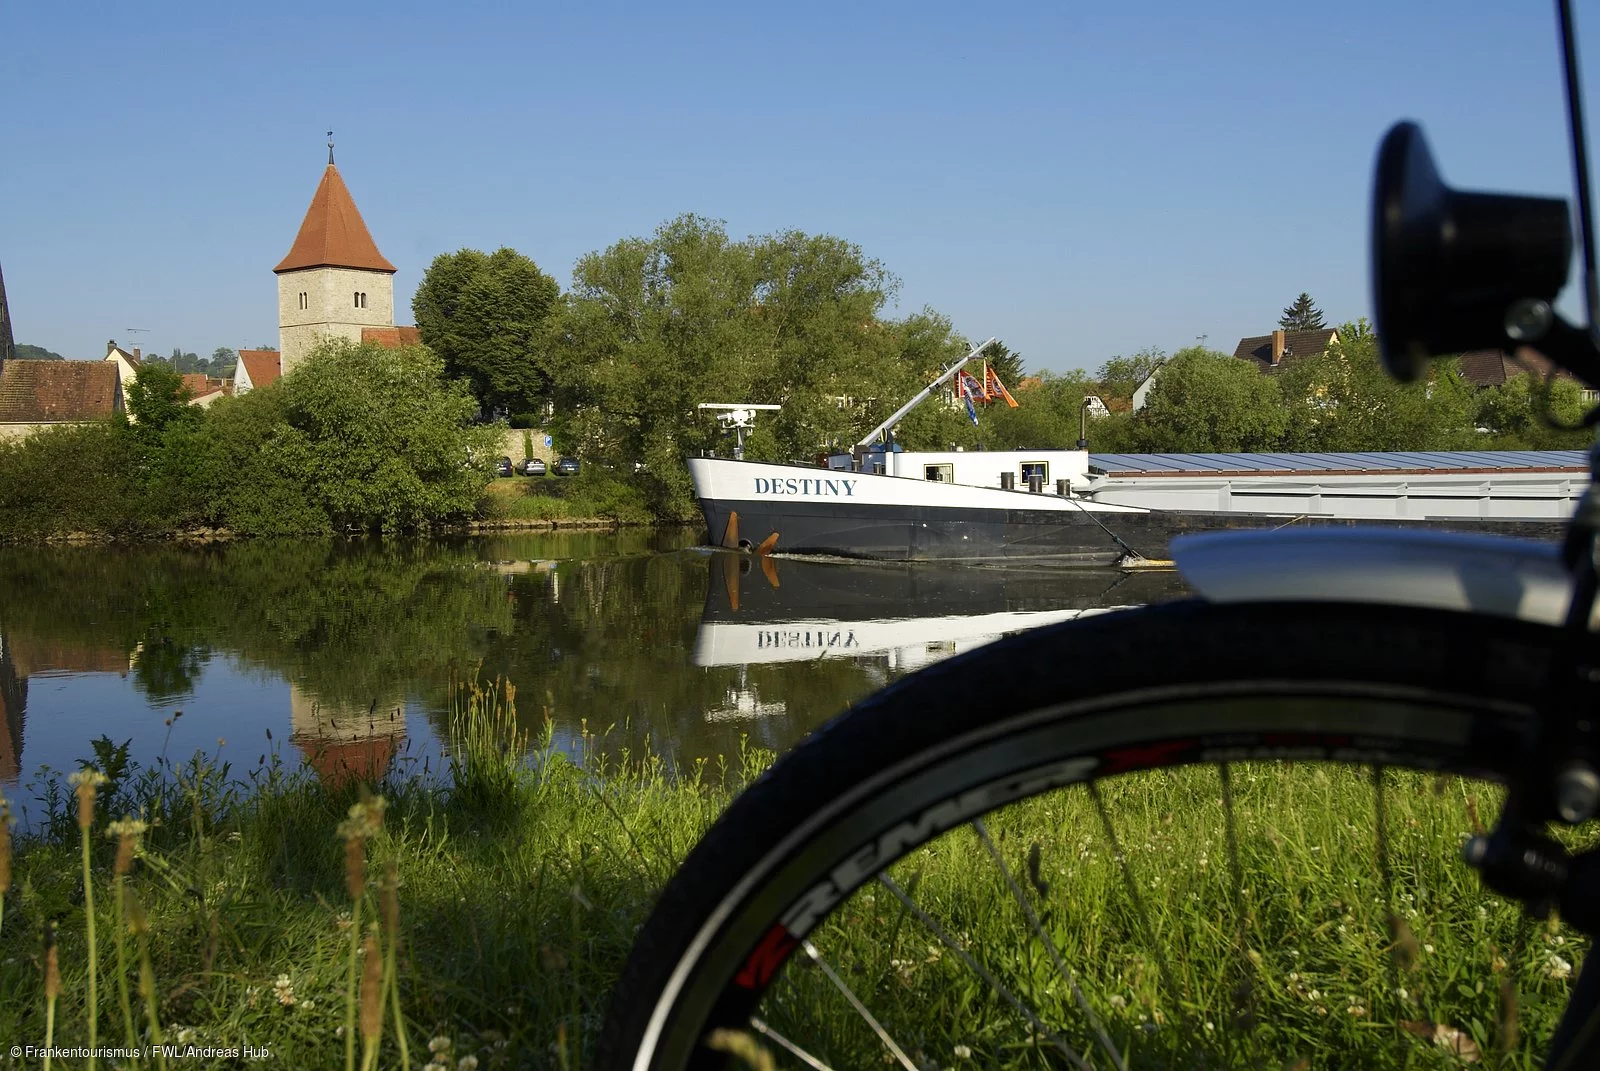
[{"xmin": 1171, "ymin": 527, "xmax": 1592, "ymax": 627}]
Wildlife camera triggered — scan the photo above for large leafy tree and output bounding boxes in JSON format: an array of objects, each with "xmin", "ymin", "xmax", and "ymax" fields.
[
  {"xmin": 1275, "ymin": 320, "xmax": 1476, "ymax": 450},
  {"xmin": 1279, "ymin": 292, "xmax": 1326, "ymax": 330},
  {"xmin": 190, "ymin": 338, "xmax": 504, "ymax": 533},
  {"xmin": 1094, "ymin": 347, "xmax": 1166, "ymax": 406},
  {"xmin": 549, "ymin": 214, "xmax": 962, "ymax": 513},
  {"xmin": 1124, "ymin": 345, "xmax": 1288, "ymax": 451},
  {"xmin": 125, "ymin": 361, "xmax": 197, "ymax": 437},
  {"xmin": 1473, "ymin": 371, "xmax": 1593, "ymax": 449},
  {"xmin": 413, "ymin": 247, "xmax": 562, "ymax": 416}
]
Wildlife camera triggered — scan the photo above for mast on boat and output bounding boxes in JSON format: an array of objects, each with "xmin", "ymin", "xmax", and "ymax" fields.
[
  {"xmin": 853, "ymin": 337, "xmax": 997, "ymax": 450},
  {"xmin": 697, "ymin": 403, "xmax": 782, "ymax": 460}
]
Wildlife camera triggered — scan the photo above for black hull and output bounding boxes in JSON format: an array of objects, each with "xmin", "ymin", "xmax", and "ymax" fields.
[
  {"xmin": 701, "ymin": 554, "xmax": 1189, "ymax": 624},
  {"xmin": 699, "ymin": 498, "xmax": 1571, "ymax": 566}
]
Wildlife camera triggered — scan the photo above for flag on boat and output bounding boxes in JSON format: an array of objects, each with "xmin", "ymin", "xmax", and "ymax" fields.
[
  {"xmin": 962, "ymin": 392, "xmax": 979, "ymax": 426},
  {"xmin": 979, "ymin": 361, "xmax": 1017, "ymax": 406},
  {"xmin": 956, "ymin": 370, "xmax": 985, "ymax": 401}
]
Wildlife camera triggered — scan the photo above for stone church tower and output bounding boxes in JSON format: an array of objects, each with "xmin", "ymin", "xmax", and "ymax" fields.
[{"xmin": 273, "ymin": 147, "xmax": 397, "ymax": 376}]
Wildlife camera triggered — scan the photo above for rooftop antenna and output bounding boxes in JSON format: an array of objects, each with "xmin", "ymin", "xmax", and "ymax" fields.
[
  {"xmin": 1557, "ymin": 0, "xmax": 1598, "ymax": 340},
  {"xmin": 327, "ymin": 130, "xmax": 335, "ymax": 166}
]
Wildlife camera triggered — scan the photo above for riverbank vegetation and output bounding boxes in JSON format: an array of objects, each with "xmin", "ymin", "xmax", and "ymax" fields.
[
  {"xmin": 4, "ymin": 216, "xmax": 1590, "ymax": 542},
  {"xmin": 0, "ymin": 680, "xmax": 1583, "ymax": 1068}
]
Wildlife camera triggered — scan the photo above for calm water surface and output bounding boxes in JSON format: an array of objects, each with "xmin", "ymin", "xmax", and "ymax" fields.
[{"xmin": 0, "ymin": 530, "xmax": 1189, "ymax": 811}]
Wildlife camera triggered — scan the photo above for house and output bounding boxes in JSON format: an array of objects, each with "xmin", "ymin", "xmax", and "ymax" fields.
[
  {"xmin": 0, "ymin": 359, "xmax": 122, "ymax": 440},
  {"xmin": 1233, "ymin": 328, "xmax": 1340, "ymax": 373},
  {"xmin": 104, "ymin": 340, "xmax": 141, "ymax": 415},
  {"xmin": 180, "ymin": 373, "xmax": 232, "ymax": 408},
  {"xmin": 234, "ymin": 349, "xmax": 282, "ymax": 394},
  {"xmin": 1131, "ymin": 363, "xmax": 1166, "ymax": 412}
]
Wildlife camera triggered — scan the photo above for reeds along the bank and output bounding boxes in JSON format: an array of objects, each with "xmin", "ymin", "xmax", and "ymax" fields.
[
  {"xmin": 0, "ymin": 790, "xmax": 13, "ymax": 938},
  {"xmin": 337, "ymin": 793, "xmax": 387, "ymax": 1071},
  {"xmin": 69, "ymin": 768, "xmax": 108, "ymax": 1070}
]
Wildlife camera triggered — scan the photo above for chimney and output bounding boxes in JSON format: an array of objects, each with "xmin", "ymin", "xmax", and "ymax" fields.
[
  {"xmin": 132, "ymin": 347, "xmax": 140, "ymax": 361},
  {"xmin": 108, "ymin": 339, "xmax": 117, "ymax": 356},
  {"xmin": 1270, "ymin": 329, "xmax": 1286, "ymax": 366}
]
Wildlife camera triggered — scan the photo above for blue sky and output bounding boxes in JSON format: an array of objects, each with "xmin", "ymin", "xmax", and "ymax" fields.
[{"xmin": 0, "ymin": 1, "xmax": 1591, "ymax": 373}]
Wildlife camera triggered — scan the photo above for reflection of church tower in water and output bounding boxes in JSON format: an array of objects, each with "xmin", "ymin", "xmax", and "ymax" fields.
[
  {"xmin": 289, "ymin": 684, "xmax": 407, "ymax": 788},
  {"xmin": 0, "ymin": 633, "xmax": 26, "ymax": 782}
]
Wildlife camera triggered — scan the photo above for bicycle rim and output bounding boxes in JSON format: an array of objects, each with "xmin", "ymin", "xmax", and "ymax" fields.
[{"xmin": 600, "ymin": 600, "xmax": 1593, "ymax": 1070}]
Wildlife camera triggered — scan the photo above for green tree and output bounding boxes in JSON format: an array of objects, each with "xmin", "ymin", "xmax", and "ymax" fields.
[
  {"xmin": 1275, "ymin": 321, "xmax": 1476, "ymax": 451},
  {"xmin": 125, "ymin": 361, "xmax": 197, "ymax": 437},
  {"xmin": 190, "ymin": 339, "xmax": 505, "ymax": 533},
  {"xmin": 551, "ymin": 214, "xmax": 952, "ymax": 515},
  {"xmin": 1473, "ymin": 373, "xmax": 1593, "ymax": 449},
  {"xmin": 210, "ymin": 347, "xmax": 237, "ymax": 377},
  {"xmin": 978, "ymin": 340, "xmax": 1026, "ymax": 390},
  {"xmin": 1125, "ymin": 345, "xmax": 1288, "ymax": 451},
  {"xmin": 1094, "ymin": 347, "xmax": 1166, "ymax": 406},
  {"xmin": 14, "ymin": 343, "xmax": 65, "ymax": 360},
  {"xmin": 1279, "ymin": 293, "xmax": 1326, "ymax": 330},
  {"xmin": 413, "ymin": 247, "xmax": 562, "ymax": 415}
]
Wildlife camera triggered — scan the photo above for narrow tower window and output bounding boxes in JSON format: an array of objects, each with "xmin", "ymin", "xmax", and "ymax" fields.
[
  {"xmin": 299, "ymin": 292, "xmax": 308, "ymax": 310},
  {"xmin": 354, "ymin": 292, "xmax": 368, "ymax": 309}
]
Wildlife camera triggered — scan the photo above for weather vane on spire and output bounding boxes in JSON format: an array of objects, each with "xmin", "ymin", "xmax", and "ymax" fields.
[{"xmin": 327, "ymin": 130, "xmax": 334, "ymax": 166}]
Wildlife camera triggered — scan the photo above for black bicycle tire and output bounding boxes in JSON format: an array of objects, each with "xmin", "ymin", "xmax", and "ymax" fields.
[{"xmin": 597, "ymin": 598, "xmax": 1583, "ymax": 1071}]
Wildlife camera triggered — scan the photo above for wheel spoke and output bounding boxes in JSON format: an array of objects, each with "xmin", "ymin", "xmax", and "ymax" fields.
[
  {"xmin": 799, "ymin": 939, "xmax": 918, "ymax": 1071},
  {"xmin": 972, "ymin": 817, "xmax": 1128, "ymax": 1071},
  {"xmin": 749, "ymin": 1016, "xmax": 836, "ymax": 1071},
  {"xmin": 877, "ymin": 873, "xmax": 1096, "ymax": 1071}
]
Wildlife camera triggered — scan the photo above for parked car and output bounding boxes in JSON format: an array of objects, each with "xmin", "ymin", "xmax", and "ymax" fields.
[
  {"xmin": 555, "ymin": 457, "xmax": 581, "ymax": 476},
  {"xmin": 521, "ymin": 457, "xmax": 547, "ymax": 476},
  {"xmin": 494, "ymin": 456, "xmax": 514, "ymax": 477}
]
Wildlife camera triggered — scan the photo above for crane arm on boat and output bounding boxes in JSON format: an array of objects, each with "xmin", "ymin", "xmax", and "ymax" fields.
[{"xmin": 853, "ymin": 337, "xmax": 997, "ymax": 450}]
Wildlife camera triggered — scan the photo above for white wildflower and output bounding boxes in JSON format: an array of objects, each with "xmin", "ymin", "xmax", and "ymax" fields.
[{"xmin": 457, "ymin": 1057, "xmax": 479, "ymax": 1071}]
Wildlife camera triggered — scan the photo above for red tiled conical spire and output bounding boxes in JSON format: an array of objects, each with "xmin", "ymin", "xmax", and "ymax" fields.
[{"xmin": 273, "ymin": 165, "xmax": 396, "ymax": 274}]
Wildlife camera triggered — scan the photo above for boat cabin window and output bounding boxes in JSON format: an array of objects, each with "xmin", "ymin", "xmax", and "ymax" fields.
[
  {"xmin": 925, "ymin": 464, "xmax": 954, "ymax": 482},
  {"xmin": 1020, "ymin": 461, "xmax": 1049, "ymax": 484}
]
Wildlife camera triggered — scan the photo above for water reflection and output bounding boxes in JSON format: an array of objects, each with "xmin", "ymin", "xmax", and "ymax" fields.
[
  {"xmin": 0, "ymin": 533, "xmax": 1188, "ymax": 797},
  {"xmin": 689, "ymin": 554, "xmax": 1188, "ymax": 742}
]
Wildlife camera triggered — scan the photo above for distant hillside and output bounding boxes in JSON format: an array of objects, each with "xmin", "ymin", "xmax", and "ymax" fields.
[{"xmin": 14, "ymin": 343, "xmax": 66, "ymax": 360}]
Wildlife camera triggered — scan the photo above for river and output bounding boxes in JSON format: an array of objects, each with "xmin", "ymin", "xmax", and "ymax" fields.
[{"xmin": 0, "ymin": 531, "xmax": 1189, "ymax": 815}]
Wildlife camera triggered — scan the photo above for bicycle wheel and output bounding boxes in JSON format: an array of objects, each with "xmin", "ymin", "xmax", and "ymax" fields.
[{"xmin": 599, "ymin": 599, "xmax": 1594, "ymax": 1070}]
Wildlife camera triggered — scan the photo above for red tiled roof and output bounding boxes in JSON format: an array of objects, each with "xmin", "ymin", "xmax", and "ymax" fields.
[
  {"xmin": 1456, "ymin": 348, "xmax": 1577, "ymax": 388},
  {"xmin": 238, "ymin": 349, "xmax": 281, "ymax": 389},
  {"xmin": 361, "ymin": 326, "xmax": 422, "ymax": 348},
  {"xmin": 180, "ymin": 373, "xmax": 210, "ymax": 396},
  {"xmin": 0, "ymin": 360, "xmax": 120, "ymax": 423},
  {"xmin": 273, "ymin": 165, "xmax": 396, "ymax": 275}
]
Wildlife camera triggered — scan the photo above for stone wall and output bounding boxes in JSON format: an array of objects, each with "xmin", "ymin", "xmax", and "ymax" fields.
[
  {"xmin": 277, "ymin": 266, "xmax": 396, "ymax": 375},
  {"xmin": 499, "ymin": 427, "xmax": 557, "ymax": 465}
]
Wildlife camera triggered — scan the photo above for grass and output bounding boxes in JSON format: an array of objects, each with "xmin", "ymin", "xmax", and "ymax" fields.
[
  {"xmin": 476, "ymin": 474, "xmax": 654, "ymax": 526},
  {"xmin": 0, "ymin": 683, "xmax": 1589, "ymax": 1070}
]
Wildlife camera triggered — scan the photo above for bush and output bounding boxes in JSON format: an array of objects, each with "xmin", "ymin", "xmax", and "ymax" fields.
[{"xmin": 0, "ymin": 422, "xmax": 163, "ymax": 539}]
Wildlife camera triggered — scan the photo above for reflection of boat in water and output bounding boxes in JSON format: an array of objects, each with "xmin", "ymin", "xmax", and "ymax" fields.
[{"xmin": 692, "ymin": 552, "xmax": 1186, "ymax": 669}]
